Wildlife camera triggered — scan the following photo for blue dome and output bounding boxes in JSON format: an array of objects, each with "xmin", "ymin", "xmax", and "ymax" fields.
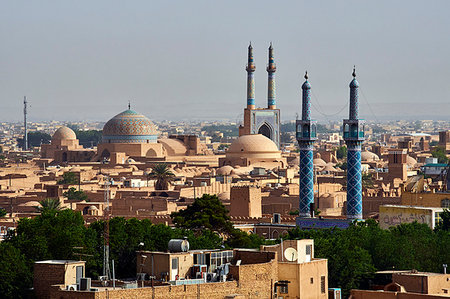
[
  {"xmin": 302, "ymin": 80, "xmax": 311, "ymax": 90},
  {"xmin": 349, "ymin": 78, "xmax": 359, "ymax": 88},
  {"xmin": 102, "ymin": 109, "xmax": 158, "ymax": 143}
]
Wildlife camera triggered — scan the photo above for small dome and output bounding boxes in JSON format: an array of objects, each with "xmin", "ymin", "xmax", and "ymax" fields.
[
  {"xmin": 88, "ymin": 205, "xmax": 98, "ymax": 211},
  {"xmin": 217, "ymin": 165, "xmax": 234, "ymax": 176},
  {"xmin": 302, "ymin": 80, "xmax": 311, "ymax": 90},
  {"xmin": 102, "ymin": 109, "xmax": 158, "ymax": 144},
  {"xmin": 406, "ymin": 155, "xmax": 417, "ymax": 167},
  {"xmin": 350, "ymin": 78, "xmax": 359, "ymax": 88},
  {"xmin": 217, "ymin": 192, "xmax": 230, "ymax": 200},
  {"xmin": 361, "ymin": 151, "xmax": 380, "ymax": 162},
  {"xmin": 228, "ymin": 134, "xmax": 279, "ymax": 154},
  {"xmin": 52, "ymin": 126, "xmax": 76, "ymax": 141},
  {"xmin": 313, "ymin": 157, "xmax": 327, "ymax": 166}
]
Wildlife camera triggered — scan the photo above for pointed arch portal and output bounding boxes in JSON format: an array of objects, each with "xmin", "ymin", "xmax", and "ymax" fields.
[{"xmin": 258, "ymin": 123, "xmax": 272, "ymax": 140}]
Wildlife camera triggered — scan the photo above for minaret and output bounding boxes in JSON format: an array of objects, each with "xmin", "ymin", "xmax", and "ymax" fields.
[
  {"xmin": 296, "ymin": 72, "xmax": 317, "ymax": 217},
  {"xmin": 267, "ymin": 43, "xmax": 276, "ymax": 109},
  {"xmin": 23, "ymin": 96, "xmax": 28, "ymax": 151},
  {"xmin": 246, "ymin": 43, "xmax": 256, "ymax": 109},
  {"xmin": 343, "ymin": 67, "xmax": 365, "ymax": 220}
]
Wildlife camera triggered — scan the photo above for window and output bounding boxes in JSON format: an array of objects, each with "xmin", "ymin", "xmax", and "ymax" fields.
[
  {"xmin": 279, "ymin": 285, "xmax": 288, "ymax": 294},
  {"xmin": 306, "ymin": 245, "xmax": 312, "ymax": 255},
  {"xmin": 172, "ymin": 258, "xmax": 178, "ymax": 270},
  {"xmin": 321, "ymin": 276, "xmax": 326, "ymax": 293},
  {"xmin": 310, "ymin": 277, "xmax": 314, "ymax": 284},
  {"xmin": 441, "ymin": 199, "xmax": 450, "ymax": 208}
]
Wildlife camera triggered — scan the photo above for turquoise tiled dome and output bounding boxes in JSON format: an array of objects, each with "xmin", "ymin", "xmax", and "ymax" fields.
[{"xmin": 102, "ymin": 109, "xmax": 158, "ymax": 143}]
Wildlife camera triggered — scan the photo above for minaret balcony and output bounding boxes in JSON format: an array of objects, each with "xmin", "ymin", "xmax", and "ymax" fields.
[
  {"xmin": 343, "ymin": 119, "xmax": 365, "ymax": 141},
  {"xmin": 296, "ymin": 120, "xmax": 317, "ymax": 141}
]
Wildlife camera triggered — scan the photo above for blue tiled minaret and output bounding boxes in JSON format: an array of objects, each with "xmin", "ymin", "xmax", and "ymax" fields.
[
  {"xmin": 267, "ymin": 43, "xmax": 276, "ymax": 109},
  {"xmin": 246, "ymin": 43, "xmax": 256, "ymax": 109},
  {"xmin": 343, "ymin": 67, "xmax": 365, "ymax": 220},
  {"xmin": 296, "ymin": 72, "xmax": 317, "ymax": 217}
]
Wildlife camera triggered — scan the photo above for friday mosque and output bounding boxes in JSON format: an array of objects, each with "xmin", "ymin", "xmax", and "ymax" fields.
[{"xmin": 43, "ymin": 44, "xmax": 285, "ymax": 171}]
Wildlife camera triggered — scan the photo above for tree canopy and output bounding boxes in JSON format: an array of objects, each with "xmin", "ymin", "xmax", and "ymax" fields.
[
  {"xmin": 57, "ymin": 172, "xmax": 79, "ymax": 185},
  {"xmin": 63, "ymin": 187, "xmax": 88, "ymax": 201},
  {"xmin": 431, "ymin": 146, "xmax": 449, "ymax": 164},
  {"xmin": 17, "ymin": 131, "xmax": 51, "ymax": 149},
  {"xmin": 149, "ymin": 163, "xmax": 175, "ymax": 190},
  {"xmin": 171, "ymin": 194, "xmax": 234, "ymax": 235}
]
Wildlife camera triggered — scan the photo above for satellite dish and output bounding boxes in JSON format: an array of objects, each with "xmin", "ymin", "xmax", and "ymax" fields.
[{"xmin": 284, "ymin": 247, "xmax": 298, "ymax": 262}]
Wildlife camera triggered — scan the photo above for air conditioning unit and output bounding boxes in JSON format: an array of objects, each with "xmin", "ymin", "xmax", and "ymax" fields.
[
  {"xmin": 66, "ymin": 284, "xmax": 78, "ymax": 291},
  {"xmin": 329, "ymin": 288, "xmax": 342, "ymax": 299},
  {"xmin": 205, "ymin": 272, "xmax": 217, "ymax": 282},
  {"xmin": 79, "ymin": 278, "xmax": 91, "ymax": 291}
]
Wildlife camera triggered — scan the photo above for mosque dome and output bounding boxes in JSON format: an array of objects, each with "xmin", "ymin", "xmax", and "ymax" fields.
[
  {"xmin": 361, "ymin": 151, "xmax": 380, "ymax": 162},
  {"xmin": 52, "ymin": 126, "xmax": 76, "ymax": 141},
  {"xmin": 227, "ymin": 134, "xmax": 279, "ymax": 156},
  {"xmin": 102, "ymin": 109, "xmax": 158, "ymax": 144}
]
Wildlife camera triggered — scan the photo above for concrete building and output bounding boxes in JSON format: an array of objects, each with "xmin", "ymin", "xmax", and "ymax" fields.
[
  {"xmin": 351, "ymin": 270, "xmax": 450, "ymax": 298},
  {"xmin": 379, "ymin": 205, "xmax": 444, "ymax": 230},
  {"xmin": 34, "ymin": 240, "xmax": 329, "ymax": 299}
]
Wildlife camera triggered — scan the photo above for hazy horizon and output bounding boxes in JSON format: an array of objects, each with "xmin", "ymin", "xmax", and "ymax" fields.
[{"xmin": 1, "ymin": 1, "xmax": 450, "ymax": 123}]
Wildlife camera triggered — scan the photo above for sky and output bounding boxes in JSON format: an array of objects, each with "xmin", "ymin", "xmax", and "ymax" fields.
[{"xmin": 1, "ymin": 1, "xmax": 450, "ymax": 123}]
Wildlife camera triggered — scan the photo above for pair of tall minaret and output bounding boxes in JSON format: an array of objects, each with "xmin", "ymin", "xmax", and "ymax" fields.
[
  {"xmin": 246, "ymin": 43, "xmax": 277, "ymax": 110},
  {"xmin": 297, "ymin": 68, "xmax": 365, "ymax": 220}
]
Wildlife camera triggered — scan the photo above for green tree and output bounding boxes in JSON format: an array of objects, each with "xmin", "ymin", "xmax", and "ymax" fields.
[
  {"xmin": 0, "ymin": 242, "xmax": 32, "ymax": 299},
  {"xmin": 35, "ymin": 198, "xmax": 63, "ymax": 213},
  {"xmin": 149, "ymin": 163, "xmax": 175, "ymax": 190},
  {"xmin": 171, "ymin": 194, "xmax": 234, "ymax": 235},
  {"xmin": 336, "ymin": 146, "xmax": 347, "ymax": 160},
  {"xmin": 57, "ymin": 172, "xmax": 79, "ymax": 185},
  {"xmin": 17, "ymin": 131, "xmax": 51, "ymax": 149},
  {"xmin": 0, "ymin": 208, "xmax": 7, "ymax": 217},
  {"xmin": 74, "ymin": 130, "xmax": 103, "ymax": 148},
  {"xmin": 436, "ymin": 209, "xmax": 450, "ymax": 231},
  {"xmin": 63, "ymin": 187, "xmax": 88, "ymax": 201},
  {"xmin": 431, "ymin": 146, "xmax": 449, "ymax": 164},
  {"xmin": 362, "ymin": 173, "xmax": 374, "ymax": 188}
]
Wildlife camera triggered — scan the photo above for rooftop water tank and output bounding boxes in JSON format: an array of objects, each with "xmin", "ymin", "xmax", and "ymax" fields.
[{"xmin": 168, "ymin": 239, "xmax": 190, "ymax": 252}]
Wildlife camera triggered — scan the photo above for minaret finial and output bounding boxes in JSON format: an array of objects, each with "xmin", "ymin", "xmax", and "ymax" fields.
[
  {"xmin": 128, "ymin": 100, "xmax": 131, "ymax": 110},
  {"xmin": 352, "ymin": 65, "xmax": 356, "ymax": 78},
  {"xmin": 249, "ymin": 41, "xmax": 252, "ymax": 48},
  {"xmin": 304, "ymin": 71, "xmax": 308, "ymax": 80}
]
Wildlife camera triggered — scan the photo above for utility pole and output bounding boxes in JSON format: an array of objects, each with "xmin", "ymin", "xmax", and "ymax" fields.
[{"xmin": 23, "ymin": 96, "xmax": 28, "ymax": 151}]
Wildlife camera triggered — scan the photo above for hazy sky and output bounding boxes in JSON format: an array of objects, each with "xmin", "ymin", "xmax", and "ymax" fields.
[{"xmin": 1, "ymin": 1, "xmax": 450, "ymax": 123}]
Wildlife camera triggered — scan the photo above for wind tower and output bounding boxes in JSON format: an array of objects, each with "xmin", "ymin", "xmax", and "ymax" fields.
[
  {"xmin": 23, "ymin": 96, "xmax": 28, "ymax": 151},
  {"xmin": 343, "ymin": 67, "xmax": 365, "ymax": 220},
  {"xmin": 296, "ymin": 72, "xmax": 317, "ymax": 217},
  {"xmin": 267, "ymin": 42, "xmax": 276, "ymax": 109}
]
